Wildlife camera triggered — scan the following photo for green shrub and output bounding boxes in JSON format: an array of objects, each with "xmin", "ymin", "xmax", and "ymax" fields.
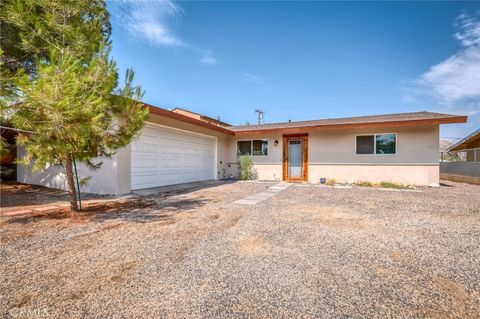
[
  {"xmin": 237, "ymin": 155, "xmax": 253, "ymax": 180},
  {"xmin": 379, "ymin": 181, "xmax": 406, "ymax": 189}
]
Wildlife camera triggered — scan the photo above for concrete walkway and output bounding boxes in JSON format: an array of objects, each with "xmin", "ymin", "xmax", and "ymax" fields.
[
  {"xmin": 233, "ymin": 182, "xmax": 290, "ymax": 205},
  {"xmin": 132, "ymin": 180, "xmax": 226, "ymax": 196}
]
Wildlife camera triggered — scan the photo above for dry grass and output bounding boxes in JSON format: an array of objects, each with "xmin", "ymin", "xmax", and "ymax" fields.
[
  {"xmin": 355, "ymin": 180, "xmax": 374, "ymax": 187},
  {"xmin": 326, "ymin": 178, "xmax": 337, "ymax": 186},
  {"xmin": 239, "ymin": 237, "xmax": 267, "ymax": 255},
  {"xmin": 1, "ymin": 198, "xmax": 156, "ymax": 225}
]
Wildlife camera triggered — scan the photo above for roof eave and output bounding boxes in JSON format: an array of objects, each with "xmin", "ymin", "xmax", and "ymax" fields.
[
  {"xmin": 145, "ymin": 104, "xmax": 235, "ymax": 135},
  {"xmin": 447, "ymin": 128, "xmax": 480, "ymax": 152},
  {"xmin": 142, "ymin": 105, "xmax": 467, "ymax": 138},
  {"xmin": 232, "ymin": 116, "xmax": 468, "ymax": 136}
]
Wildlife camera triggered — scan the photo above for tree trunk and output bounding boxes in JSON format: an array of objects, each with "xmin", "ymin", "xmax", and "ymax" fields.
[{"xmin": 65, "ymin": 155, "xmax": 79, "ymax": 212}]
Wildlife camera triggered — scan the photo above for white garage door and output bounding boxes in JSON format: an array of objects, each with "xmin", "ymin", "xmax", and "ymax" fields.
[{"xmin": 131, "ymin": 124, "xmax": 216, "ymax": 190}]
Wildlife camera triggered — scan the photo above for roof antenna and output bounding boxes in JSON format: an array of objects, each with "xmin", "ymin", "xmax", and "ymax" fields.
[{"xmin": 255, "ymin": 109, "xmax": 264, "ymax": 125}]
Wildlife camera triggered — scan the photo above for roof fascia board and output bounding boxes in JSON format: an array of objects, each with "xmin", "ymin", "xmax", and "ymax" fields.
[
  {"xmin": 232, "ymin": 116, "xmax": 468, "ymax": 136},
  {"xmin": 146, "ymin": 104, "xmax": 234, "ymax": 135},
  {"xmin": 144, "ymin": 103, "xmax": 467, "ymax": 138}
]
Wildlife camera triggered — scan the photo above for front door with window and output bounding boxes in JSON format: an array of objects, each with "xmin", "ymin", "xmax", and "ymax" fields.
[{"xmin": 283, "ymin": 134, "xmax": 308, "ymax": 182}]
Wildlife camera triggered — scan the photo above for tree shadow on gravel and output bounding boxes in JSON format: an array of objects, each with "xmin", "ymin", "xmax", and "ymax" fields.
[
  {"xmin": 0, "ymin": 182, "xmax": 108, "ymax": 208},
  {"xmin": 154, "ymin": 197, "xmax": 210, "ymax": 211},
  {"xmin": 2, "ymin": 197, "xmax": 208, "ymax": 225}
]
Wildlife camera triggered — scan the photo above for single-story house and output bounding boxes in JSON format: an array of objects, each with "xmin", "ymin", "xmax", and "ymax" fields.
[
  {"xmin": 17, "ymin": 104, "xmax": 467, "ymax": 194},
  {"xmin": 440, "ymin": 128, "xmax": 480, "ymax": 185}
]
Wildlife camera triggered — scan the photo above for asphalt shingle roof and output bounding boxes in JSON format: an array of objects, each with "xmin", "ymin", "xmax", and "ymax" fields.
[{"xmin": 230, "ymin": 111, "xmax": 465, "ymax": 132}]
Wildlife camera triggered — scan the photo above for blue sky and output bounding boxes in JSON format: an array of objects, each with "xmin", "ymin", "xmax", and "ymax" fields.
[{"xmin": 108, "ymin": 1, "xmax": 480, "ymax": 140}]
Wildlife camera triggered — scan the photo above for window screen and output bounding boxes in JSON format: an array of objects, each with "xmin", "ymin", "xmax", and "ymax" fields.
[
  {"xmin": 237, "ymin": 141, "xmax": 252, "ymax": 155},
  {"xmin": 252, "ymin": 140, "xmax": 268, "ymax": 156},
  {"xmin": 376, "ymin": 134, "xmax": 396, "ymax": 154},
  {"xmin": 356, "ymin": 135, "xmax": 375, "ymax": 154}
]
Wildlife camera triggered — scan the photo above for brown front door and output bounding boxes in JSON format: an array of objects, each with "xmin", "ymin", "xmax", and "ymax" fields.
[{"xmin": 283, "ymin": 134, "xmax": 308, "ymax": 182}]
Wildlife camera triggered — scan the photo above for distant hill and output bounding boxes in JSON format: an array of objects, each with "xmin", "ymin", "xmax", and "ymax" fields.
[{"xmin": 439, "ymin": 139, "xmax": 452, "ymax": 152}]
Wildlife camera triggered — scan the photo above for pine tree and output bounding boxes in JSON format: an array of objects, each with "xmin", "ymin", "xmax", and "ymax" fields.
[{"xmin": 1, "ymin": 0, "xmax": 149, "ymax": 211}]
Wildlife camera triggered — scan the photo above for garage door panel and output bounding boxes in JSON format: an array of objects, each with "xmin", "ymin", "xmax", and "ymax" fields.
[
  {"xmin": 182, "ymin": 153, "xmax": 200, "ymax": 160},
  {"xmin": 182, "ymin": 147, "xmax": 200, "ymax": 156},
  {"xmin": 201, "ymin": 166, "xmax": 213, "ymax": 171},
  {"xmin": 159, "ymin": 144, "xmax": 182, "ymax": 153},
  {"xmin": 201, "ymin": 152, "xmax": 215, "ymax": 159},
  {"xmin": 131, "ymin": 158, "xmax": 158, "ymax": 170},
  {"xmin": 182, "ymin": 170, "xmax": 206, "ymax": 179},
  {"xmin": 200, "ymin": 143, "xmax": 214, "ymax": 150},
  {"xmin": 181, "ymin": 158, "xmax": 200, "ymax": 167},
  {"xmin": 131, "ymin": 124, "xmax": 216, "ymax": 190},
  {"xmin": 132, "ymin": 164, "xmax": 179, "ymax": 174},
  {"xmin": 133, "ymin": 171, "xmax": 193, "ymax": 189},
  {"xmin": 131, "ymin": 175, "xmax": 158, "ymax": 189},
  {"xmin": 132, "ymin": 141, "xmax": 158, "ymax": 154},
  {"xmin": 159, "ymin": 151, "xmax": 182, "ymax": 160},
  {"xmin": 155, "ymin": 165, "xmax": 182, "ymax": 173},
  {"xmin": 159, "ymin": 130, "xmax": 184, "ymax": 139},
  {"xmin": 160, "ymin": 137, "xmax": 182, "ymax": 145}
]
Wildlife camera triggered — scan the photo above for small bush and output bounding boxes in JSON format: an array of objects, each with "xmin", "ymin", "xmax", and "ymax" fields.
[
  {"xmin": 356, "ymin": 181, "xmax": 374, "ymax": 187},
  {"xmin": 237, "ymin": 155, "xmax": 253, "ymax": 180},
  {"xmin": 379, "ymin": 181, "xmax": 406, "ymax": 189},
  {"xmin": 326, "ymin": 178, "xmax": 337, "ymax": 186}
]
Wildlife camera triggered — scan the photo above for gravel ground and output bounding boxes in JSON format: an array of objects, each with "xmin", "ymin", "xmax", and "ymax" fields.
[
  {"xmin": 1, "ymin": 182, "xmax": 109, "ymax": 210},
  {"xmin": 1, "ymin": 180, "xmax": 479, "ymax": 318}
]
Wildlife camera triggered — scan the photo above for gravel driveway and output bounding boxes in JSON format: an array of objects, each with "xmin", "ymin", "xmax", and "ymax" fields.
[{"xmin": 1, "ymin": 181, "xmax": 479, "ymax": 318}]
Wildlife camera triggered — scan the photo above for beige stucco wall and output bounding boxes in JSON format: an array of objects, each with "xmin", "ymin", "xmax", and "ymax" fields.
[
  {"xmin": 308, "ymin": 124, "xmax": 439, "ymax": 164},
  {"xmin": 225, "ymin": 133, "xmax": 284, "ymax": 180},
  {"xmin": 17, "ymin": 112, "xmax": 231, "ymax": 195},
  {"xmin": 309, "ymin": 164, "xmax": 439, "ymax": 185},
  {"xmin": 227, "ymin": 124, "xmax": 440, "ymax": 185},
  {"xmin": 17, "ymin": 146, "xmax": 125, "ymax": 195}
]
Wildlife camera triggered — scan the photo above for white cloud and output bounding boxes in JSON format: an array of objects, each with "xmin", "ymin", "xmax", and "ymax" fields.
[
  {"xmin": 419, "ymin": 50, "xmax": 480, "ymax": 105},
  {"xmin": 404, "ymin": 13, "xmax": 480, "ymax": 139},
  {"xmin": 405, "ymin": 13, "xmax": 480, "ymax": 139},
  {"xmin": 120, "ymin": 0, "xmax": 183, "ymax": 47},
  {"xmin": 113, "ymin": 0, "xmax": 216, "ymax": 65},
  {"xmin": 407, "ymin": 13, "xmax": 480, "ymax": 116},
  {"xmin": 454, "ymin": 13, "xmax": 480, "ymax": 47},
  {"xmin": 199, "ymin": 51, "xmax": 217, "ymax": 65},
  {"xmin": 133, "ymin": 20, "xmax": 183, "ymax": 47},
  {"xmin": 241, "ymin": 72, "xmax": 272, "ymax": 89}
]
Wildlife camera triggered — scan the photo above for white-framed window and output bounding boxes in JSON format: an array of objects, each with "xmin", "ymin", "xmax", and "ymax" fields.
[
  {"xmin": 356, "ymin": 133, "xmax": 396, "ymax": 155},
  {"xmin": 237, "ymin": 139, "xmax": 268, "ymax": 156}
]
